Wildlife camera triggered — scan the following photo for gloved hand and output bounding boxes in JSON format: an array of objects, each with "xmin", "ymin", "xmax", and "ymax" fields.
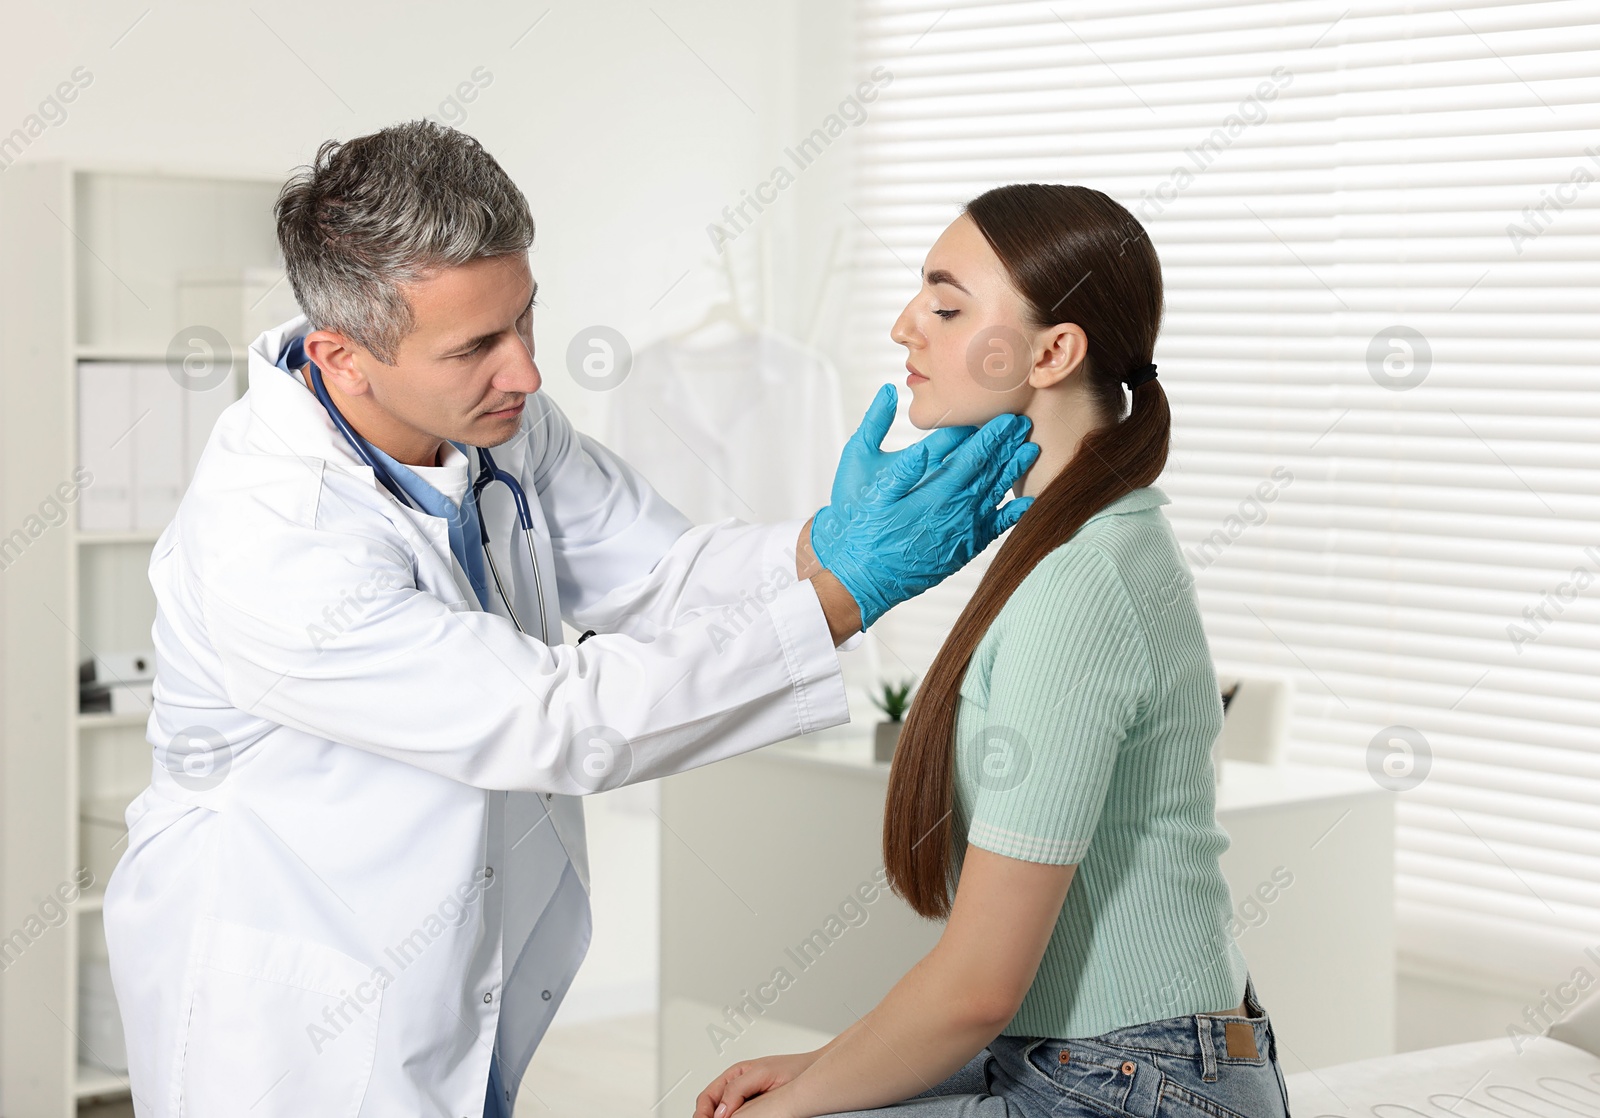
[
  {"xmin": 811, "ymin": 413, "xmax": 1039, "ymax": 628},
  {"xmin": 812, "ymin": 384, "xmax": 977, "ymax": 549}
]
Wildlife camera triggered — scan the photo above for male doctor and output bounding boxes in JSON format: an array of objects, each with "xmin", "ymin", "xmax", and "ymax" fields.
[{"xmin": 103, "ymin": 121, "xmax": 1038, "ymax": 1118}]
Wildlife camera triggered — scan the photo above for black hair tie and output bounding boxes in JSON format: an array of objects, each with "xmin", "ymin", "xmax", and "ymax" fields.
[{"xmin": 1125, "ymin": 362, "xmax": 1159, "ymax": 389}]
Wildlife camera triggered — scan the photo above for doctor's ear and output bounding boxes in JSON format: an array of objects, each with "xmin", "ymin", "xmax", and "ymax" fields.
[
  {"xmin": 1030, "ymin": 322, "xmax": 1089, "ymax": 390},
  {"xmin": 302, "ymin": 331, "xmax": 373, "ymax": 395}
]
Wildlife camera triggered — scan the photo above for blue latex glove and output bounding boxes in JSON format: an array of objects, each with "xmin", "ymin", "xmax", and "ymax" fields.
[
  {"xmin": 812, "ymin": 384, "xmax": 977, "ymax": 549},
  {"xmin": 811, "ymin": 413, "xmax": 1039, "ymax": 628}
]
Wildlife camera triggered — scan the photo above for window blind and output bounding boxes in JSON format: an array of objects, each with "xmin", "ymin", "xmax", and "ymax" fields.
[{"xmin": 843, "ymin": 0, "xmax": 1600, "ymax": 991}]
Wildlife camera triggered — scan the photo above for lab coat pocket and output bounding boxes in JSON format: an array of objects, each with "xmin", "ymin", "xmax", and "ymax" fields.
[{"xmin": 176, "ymin": 917, "xmax": 381, "ymax": 1118}]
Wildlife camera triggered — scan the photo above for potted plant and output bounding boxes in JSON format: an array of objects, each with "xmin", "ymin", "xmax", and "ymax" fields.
[{"xmin": 871, "ymin": 678, "xmax": 915, "ymax": 763}]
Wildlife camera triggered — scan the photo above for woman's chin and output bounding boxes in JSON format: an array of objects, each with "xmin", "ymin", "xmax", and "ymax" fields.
[
  {"xmin": 908, "ymin": 397, "xmax": 996, "ymax": 431},
  {"xmin": 907, "ymin": 398, "xmax": 951, "ymax": 430}
]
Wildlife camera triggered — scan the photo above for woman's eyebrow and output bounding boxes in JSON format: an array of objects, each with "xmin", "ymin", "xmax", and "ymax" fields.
[{"xmin": 923, "ymin": 267, "xmax": 970, "ymax": 295}]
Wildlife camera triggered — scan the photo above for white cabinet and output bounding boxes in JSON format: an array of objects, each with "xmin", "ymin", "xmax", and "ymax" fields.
[{"xmin": 0, "ymin": 161, "xmax": 292, "ymax": 1115}]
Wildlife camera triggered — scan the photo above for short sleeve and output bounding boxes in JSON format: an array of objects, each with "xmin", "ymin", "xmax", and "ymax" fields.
[{"xmin": 963, "ymin": 545, "xmax": 1154, "ymax": 865}]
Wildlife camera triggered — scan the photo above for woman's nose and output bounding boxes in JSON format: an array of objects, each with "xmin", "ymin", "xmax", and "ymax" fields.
[{"xmin": 890, "ymin": 303, "xmax": 919, "ymax": 347}]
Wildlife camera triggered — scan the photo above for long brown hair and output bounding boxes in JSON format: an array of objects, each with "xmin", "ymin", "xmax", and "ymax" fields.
[{"xmin": 883, "ymin": 183, "xmax": 1172, "ymax": 919}]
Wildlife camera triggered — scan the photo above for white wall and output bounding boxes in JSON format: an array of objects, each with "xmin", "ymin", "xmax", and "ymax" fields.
[
  {"xmin": 0, "ymin": 0, "xmax": 865, "ymax": 422},
  {"xmin": 0, "ymin": 0, "xmax": 867, "ymax": 1024}
]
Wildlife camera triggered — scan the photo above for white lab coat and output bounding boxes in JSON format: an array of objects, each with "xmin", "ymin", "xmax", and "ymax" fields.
[{"xmin": 103, "ymin": 316, "xmax": 852, "ymax": 1117}]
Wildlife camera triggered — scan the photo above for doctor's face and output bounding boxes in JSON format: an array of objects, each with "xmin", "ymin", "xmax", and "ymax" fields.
[
  {"xmin": 358, "ymin": 252, "xmax": 541, "ymax": 451},
  {"xmin": 890, "ymin": 213, "xmax": 1051, "ymax": 430}
]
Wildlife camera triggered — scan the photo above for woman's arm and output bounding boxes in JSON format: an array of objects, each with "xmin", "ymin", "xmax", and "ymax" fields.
[
  {"xmin": 708, "ymin": 847, "xmax": 1076, "ymax": 1118},
  {"xmin": 704, "ymin": 549, "xmax": 1146, "ymax": 1117}
]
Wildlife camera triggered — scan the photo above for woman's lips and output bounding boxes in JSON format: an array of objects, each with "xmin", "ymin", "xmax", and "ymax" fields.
[{"xmin": 905, "ymin": 363, "xmax": 928, "ymax": 386}]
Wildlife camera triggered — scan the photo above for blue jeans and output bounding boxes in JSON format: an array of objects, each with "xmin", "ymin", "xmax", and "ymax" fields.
[{"xmin": 818, "ymin": 976, "xmax": 1291, "ymax": 1117}]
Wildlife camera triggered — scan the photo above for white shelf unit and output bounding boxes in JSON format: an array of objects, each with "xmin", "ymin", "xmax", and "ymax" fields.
[{"xmin": 1, "ymin": 161, "xmax": 291, "ymax": 1115}]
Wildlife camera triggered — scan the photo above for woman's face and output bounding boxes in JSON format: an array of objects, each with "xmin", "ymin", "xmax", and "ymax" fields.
[{"xmin": 891, "ymin": 213, "xmax": 1066, "ymax": 430}]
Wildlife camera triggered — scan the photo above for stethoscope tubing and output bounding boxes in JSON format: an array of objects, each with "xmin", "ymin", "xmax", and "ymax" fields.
[{"xmin": 288, "ymin": 337, "xmax": 549, "ymax": 644}]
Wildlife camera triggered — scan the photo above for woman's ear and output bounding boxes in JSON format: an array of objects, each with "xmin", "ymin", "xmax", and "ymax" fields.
[{"xmin": 1031, "ymin": 322, "xmax": 1089, "ymax": 389}]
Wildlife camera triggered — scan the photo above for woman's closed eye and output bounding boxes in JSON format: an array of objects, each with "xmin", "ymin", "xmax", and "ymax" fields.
[{"xmin": 933, "ymin": 307, "xmax": 959, "ymax": 320}]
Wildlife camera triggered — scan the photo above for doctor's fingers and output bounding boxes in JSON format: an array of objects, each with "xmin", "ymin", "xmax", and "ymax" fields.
[
  {"xmin": 911, "ymin": 423, "xmax": 979, "ymax": 470},
  {"xmin": 875, "ymin": 442, "xmax": 930, "ymax": 503},
  {"xmin": 975, "ymin": 443, "xmax": 1040, "ymax": 536},
  {"xmin": 985, "ymin": 441, "xmax": 1041, "ymax": 510},
  {"xmin": 929, "ymin": 414, "xmax": 1034, "ymax": 493},
  {"xmin": 993, "ymin": 494, "xmax": 1035, "ymax": 533},
  {"xmin": 850, "ymin": 383, "xmax": 901, "ymax": 450},
  {"xmin": 851, "ymin": 383, "xmax": 973, "ymax": 459}
]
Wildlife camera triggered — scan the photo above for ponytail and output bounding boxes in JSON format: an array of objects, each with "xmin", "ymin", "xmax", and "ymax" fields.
[{"xmin": 882, "ymin": 185, "xmax": 1170, "ymax": 919}]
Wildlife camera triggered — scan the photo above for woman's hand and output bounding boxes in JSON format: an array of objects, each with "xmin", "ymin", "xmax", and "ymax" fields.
[
  {"xmin": 707, "ymin": 1085, "xmax": 795, "ymax": 1118},
  {"xmin": 693, "ymin": 1051, "xmax": 818, "ymax": 1118}
]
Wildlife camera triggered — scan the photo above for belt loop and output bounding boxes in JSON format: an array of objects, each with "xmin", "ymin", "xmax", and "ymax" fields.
[
  {"xmin": 1195, "ymin": 1014, "xmax": 1219, "ymax": 1082},
  {"xmin": 1244, "ymin": 975, "xmax": 1278, "ymax": 1061}
]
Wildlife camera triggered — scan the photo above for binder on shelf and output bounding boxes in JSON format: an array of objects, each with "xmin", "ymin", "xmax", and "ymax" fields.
[
  {"xmin": 182, "ymin": 362, "xmax": 237, "ymax": 480},
  {"xmin": 76, "ymin": 362, "xmax": 135, "ymax": 531},
  {"xmin": 76, "ymin": 358, "xmax": 242, "ymax": 533},
  {"xmin": 131, "ymin": 363, "xmax": 186, "ymax": 531},
  {"xmin": 80, "ymin": 649, "xmax": 156, "ymax": 684}
]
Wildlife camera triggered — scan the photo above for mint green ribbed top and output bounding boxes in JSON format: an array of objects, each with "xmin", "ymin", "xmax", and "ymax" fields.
[{"xmin": 950, "ymin": 484, "xmax": 1248, "ymax": 1039}]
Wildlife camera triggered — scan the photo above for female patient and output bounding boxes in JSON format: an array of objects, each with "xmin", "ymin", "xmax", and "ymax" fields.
[{"xmin": 693, "ymin": 184, "xmax": 1292, "ymax": 1118}]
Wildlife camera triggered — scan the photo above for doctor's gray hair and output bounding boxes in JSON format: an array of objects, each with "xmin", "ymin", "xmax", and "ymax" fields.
[{"xmin": 275, "ymin": 120, "xmax": 535, "ymax": 364}]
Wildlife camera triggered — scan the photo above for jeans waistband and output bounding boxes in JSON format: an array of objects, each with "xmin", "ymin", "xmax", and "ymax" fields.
[{"xmin": 1041, "ymin": 975, "xmax": 1273, "ymax": 1064}]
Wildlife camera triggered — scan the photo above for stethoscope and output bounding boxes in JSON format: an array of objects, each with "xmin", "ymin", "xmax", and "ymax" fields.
[{"xmin": 282, "ymin": 336, "xmax": 550, "ymax": 645}]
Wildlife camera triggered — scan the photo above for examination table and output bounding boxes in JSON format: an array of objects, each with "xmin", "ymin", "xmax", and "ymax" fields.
[{"xmin": 1286, "ymin": 987, "xmax": 1600, "ymax": 1114}]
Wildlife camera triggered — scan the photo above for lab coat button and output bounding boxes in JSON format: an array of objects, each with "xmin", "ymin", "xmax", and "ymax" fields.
[
  {"xmin": 484, "ymin": 866, "xmax": 494, "ymax": 880},
  {"xmin": 484, "ymin": 992, "xmax": 493, "ymax": 1003},
  {"xmin": 541, "ymin": 989, "xmax": 551, "ymax": 1000}
]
